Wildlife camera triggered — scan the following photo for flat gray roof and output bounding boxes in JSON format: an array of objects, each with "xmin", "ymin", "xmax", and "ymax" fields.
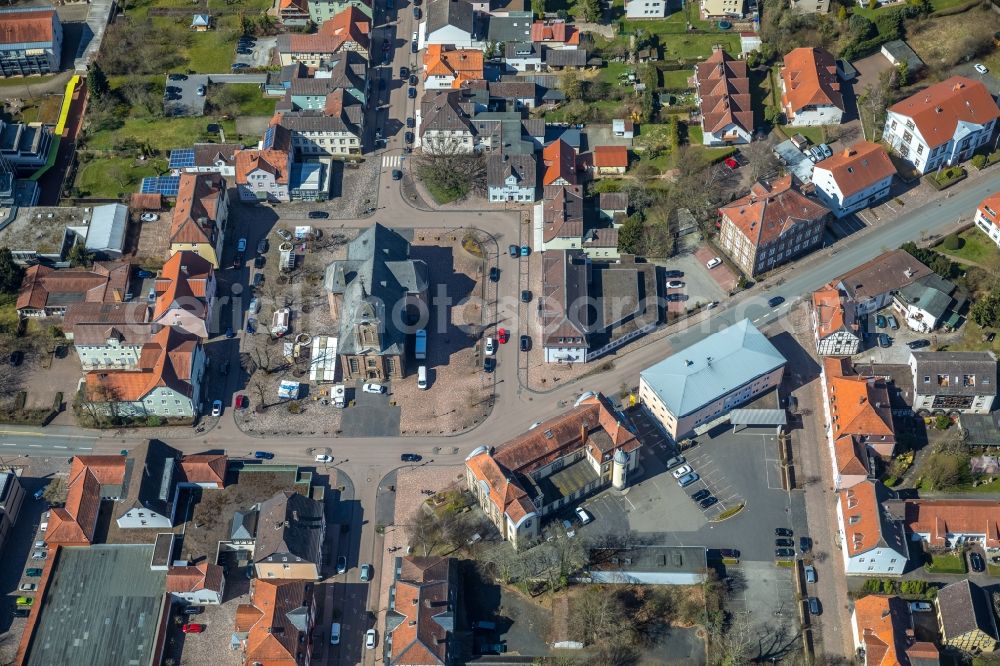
[
  {"xmin": 24, "ymin": 544, "xmax": 167, "ymax": 666},
  {"xmin": 640, "ymin": 319, "xmax": 786, "ymax": 418},
  {"xmin": 590, "ymin": 545, "xmax": 707, "ymax": 574}
]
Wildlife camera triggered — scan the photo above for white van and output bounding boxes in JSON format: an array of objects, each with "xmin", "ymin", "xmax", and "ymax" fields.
[
  {"xmin": 417, "ymin": 365, "xmax": 428, "ymax": 390},
  {"xmin": 330, "ymin": 622, "xmax": 341, "ymax": 645}
]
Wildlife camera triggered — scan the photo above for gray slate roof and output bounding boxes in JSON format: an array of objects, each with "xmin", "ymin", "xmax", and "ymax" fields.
[
  {"xmin": 545, "ymin": 47, "xmax": 588, "ymax": 67},
  {"xmin": 486, "ymin": 12, "xmax": 532, "ymax": 42},
  {"xmin": 895, "ymin": 273, "xmax": 965, "ymax": 322},
  {"xmin": 420, "ymin": 90, "xmax": 474, "ymax": 134},
  {"xmin": 911, "ymin": 351, "xmax": 997, "ymax": 396},
  {"xmin": 230, "ymin": 508, "xmax": 259, "ymax": 541},
  {"xmin": 324, "ymin": 223, "xmax": 428, "ymax": 356},
  {"xmin": 937, "ymin": 579, "xmax": 999, "ymax": 642},
  {"xmin": 426, "ymin": 0, "xmax": 475, "ymax": 36},
  {"xmin": 640, "ymin": 319, "xmax": 786, "ymax": 418},
  {"xmin": 487, "ymin": 152, "xmax": 537, "ymax": 188},
  {"xmin": 279, "ymin": 108, "xmax": 362, "ymax": 134},
  {"xmin": 254, "ymin": 491, "xmax": 325, "ymax": 565},
  {"xmin": 115, "ymin": 439, "xmax": 179, "ymax": 522}
]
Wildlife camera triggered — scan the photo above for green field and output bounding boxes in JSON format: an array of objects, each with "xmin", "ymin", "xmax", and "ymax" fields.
[
  {"xmin": 207, "ymin": 83, "xmax": 277, "ymax": 118},
  {"xmin": 73, "ymin": 156, "xmax": 169, "ymax": 199},
  {"xmin": 661, "ymin": 68, "xmax": 694, "ymax": 89},
  {"xmin": 937, "ymin": 228, "xmax": 1000, "ymax": 268},
  {"xmin": 924, "ymin": 552, "xmax": 967, "ymax": 574},
  {"xmin": 776, "ymin": 124, "xmax": 826, "ymax": 145},
  {"xmin": 86, "ymin": 116, "xmax": 237, "ymax": 151}
]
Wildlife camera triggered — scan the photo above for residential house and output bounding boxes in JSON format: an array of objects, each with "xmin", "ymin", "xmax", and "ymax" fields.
[
  {"xmin": 717, "ymin": 175, "xmax": 829, "ymax": 277},
  {"xmin": 235, "ymin": 125, "xmax": 292, "ymax": 202},
  {"xmin": 0, "ymin": 118, "xmax": 54, "ymax": 171},
  {"xmin": 323, "ymin": 223, "xmax": 429, "ymax": 381},
  {"xmin": 64, "ymin": 302, "xmax": 155, "ymax": 370},
  {"xmin": 593, "ymin": 146, "xmax": 628, "ymax": 176},
  {"xmin": 0, "ymin": 7, "xmax": 63, "ymax": 77},
  {"xmin": 582, "ymin": 227, "xmax": 620, "ymax": 260},
  {"xmin": 599, "ymin": 192, "xmax": 629, "ymax": 224},
  {"xmin": 884, "ymin": 76, "xmax": 1000, "ymax": 174},
  {"xmin": 625, "ymin": 0, "xmax": 668, "ymax": 17},
  {"xmin": 465, "ymin": 392, "xmax": 640, "ymax": 549},
  {"xmin": 166, "ymin": 562, "xmax": 226, "ymax": 605},
  {"xmin": 695, "ymin": 47, "xmax": 752, "ymax": 146},
  {"xmin": 272, "ymin": 0, "xmax": 311, "ymax": 25},
  {"xmin": 831, "ymin": 249, "xmax": 934, "ymax": 316},
  {"xmin": 531, "ymin": 20, "xmax": 580, "ymax": 48},
  {"xmin": 909, "ymin": 351, "xmax": 997, "ymax": 415},
  {"xmin": 811, "ymin": 141, "xmax": 896, "ymax": 218},
  {"xmin": 254, "ymin": 491, "xmax": 325, "ymax": 580},
  {"xmin": 488, "ymin": 80, "xmax": 538, "ymax": 111},
  {"xmin": 888, "ymin": 498, "xmax": 1000, "ymax": 550},
  {"xmin": 277, "ymin": 109, "xmax": 363, "ymax": 157},
  {"xmin": 420, "ymin": 89, "xmax": 476, "ymax": 154},
  {"xmin": 487, "ymin": 152, "xmax": 537, "ymax": 202},
  {"xmin": 811, "ymin": 286, "xmax": 861, "ymax": 356},
  {"xmin": 424, "ymin": 45, "xmax": 484, "ymax": 89},
  {"xmin": 277, "ymin": 52, "xmax": 368, "ymax": 109},
  {"xmin": 975, "ymin": 192, "xmax": 1000, "ymax": 250},
  {"xmin": 0, "ymin": 471, "xmax": 25, "ymax": 554},
  {"xmin": 0, "ymin": 206, "xmax": 128, "ymax": 266},
  {"xmin": 788, "ymin": 0, "xmax": 829, "ymax": 12},
  {"xmin": 235, "ymin": 579, "xmax": 316, "ymax": 666},
  {"xmin": 822, "ymin": 357, "xmax": 896, "ymax": 489},
  {"xmin": 780, "ymin": 47, "xmax": 845, "ymax": 126},
  {"xmin": 485, "ymin": 11, "xmax": 532, "ymax": 46},
  {"xmin": 168, "ymin": 143, "xmax": 242, "ymax": 178},
  {"xmin": 891, "ymin": 273, "xmax": 966, "ymax": 333},
  {"xmin": 538, "ymin": 185, "xmax": 585, "ymax": 252},
  {"xmin": 276, "ymin": 6, "xmax": 370, "ymax": 67},
  {"xmin": 851, "ymin": 595, "xmax": 941, "ymax": 666},
  {"xmin": 385, "ymin": 557, "xmax": 459, "ymax": 665},
  {"xmin": 701, "ymin": 0, "xmax": 745, "ymax": 18},
  {"xmin": 504, "ymin": 41, "xmax": 543, "ymax": 72},
  {"xmin": 309, "ymin": 0, "xmax": 373, "ymax": 23},
  {"xmin": 541, "ymin": 251, "xmax": 659, "ymax": 363},
  {"xmin": 835, "ymin": 480, "xmax": 909, "ymax": 575},
  {"xmin": 936, "ymin": 580, "xmax": 999, "ymax": 654},
  {"xmin": 169, "ymin": 173, "xmax": 229, "ymax": 268},
  {"xmin": 639, "ymin": 319, "xmax": 786, "ymax": 440},
  {"xmin": 83, "ymin": 327, "xmax": 206, "ymax": 419},
  {"xmin": 16, "ymin": 261, "xmax": 131, "ymax": 318},
  {"xmin": 151, "ymin": 251, "xmax": 216, "ymax": 339},
  {"xmin": 424, "ymin": 0, "xmax": 478, "ymax": 47},
  {"xmin": 45, "ymin": 455, "xmax": 128, "ymax": 546},
  {"xmin": 178, "ymin": 453, "xmax": 227, "ymax": 489},
  {"xmin": 114, "ymin": 439, "xmax": 179, "ymax": 529},
  {"xmin": 542, "ymin": 139, "xmax": 577, "ymax": 185}
]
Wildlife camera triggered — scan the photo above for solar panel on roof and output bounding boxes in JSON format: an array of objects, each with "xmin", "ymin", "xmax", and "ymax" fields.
[
  {"xmin": 139, "ymin": 176, "xmax": 181, "ymax": 196},
  {"xmin": 263, "ymin": 126, "xmax": 276, "ymax": 149},
  {"xmin": 168, "ymin": 148, "xmax": 196, "ymax": 168}
]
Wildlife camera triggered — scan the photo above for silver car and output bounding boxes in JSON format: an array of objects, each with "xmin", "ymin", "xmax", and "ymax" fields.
[{"xmin": 676, "ymin": 473, "xmax": 699, "ymax": 488}]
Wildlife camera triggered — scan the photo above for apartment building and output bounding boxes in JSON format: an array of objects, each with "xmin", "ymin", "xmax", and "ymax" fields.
[{"xmin": 811, "ymin": 141, "xmax": 896, "ymax": 218}]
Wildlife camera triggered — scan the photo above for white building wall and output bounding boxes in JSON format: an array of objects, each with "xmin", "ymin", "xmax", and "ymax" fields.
[
  {"xmin": 884, "ymin": 111, "xmax": 997, "ymax": 174},
  {"xmin": 812, "ymin": 167, "xmax": 893, "ymax": 218},
  {"xmin": 625, "ymin": 0, "xmax": 668, "ymax": 17},
  {"xmin": 425, "ymin": 26, "xmax": 476, "ymax": 48},
  {"xmin": 975, "ymin": 210, "xmax": 1000, "ymax": 249},
  {"xmin": 701, "ymin": 122, "xmax": 751, "ymax": 146},
  {"xmin": 76, "ymin": 342, "xmax": 145, "ymax": 369},
  {"xmin": 835, "ymin": 499, "xmax": 906, "ymax": 575}
]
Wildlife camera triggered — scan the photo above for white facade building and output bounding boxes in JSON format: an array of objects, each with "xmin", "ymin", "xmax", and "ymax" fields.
[
  {"xmin": 909, "ymin": 351, "xmax": 997, "ymax": 415},
  {"xmin": 811, "ymin": 142, "xmax": 896, "ymax": 218},
  {"xmin": 625, "ymin": 0, "xmax": 668, "ymax": 17},
  {"xmin": 835, "ymin": 480, "xmax": 909, "ymax": 576}
]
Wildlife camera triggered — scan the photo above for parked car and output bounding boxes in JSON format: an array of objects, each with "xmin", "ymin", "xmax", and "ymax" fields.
[
  {"xmin": 407, "ymin": 87, "xmax": 417, "ymax": 98},
  {"xmin": 664, "ymin": 270, "xmax": 683, "ymax": 278},
  {"xmin": 15, "ymin": 596, "xmax": 33, "ymax": 606},
  {"xmin": 182, "ymin": 623, "xmax": 205, "ymax": 633},
  {"xmin": 489, "ymin": 267, "xmax": 499, "ymax": 282},
  {"xmin": 406, "ymin": 116, "xmax": 415, "ymax": 128},
  {"xmin": 400, "ymin": 66, "xmax": 409, "ymax": 78},
  {"xmin": 19, "ymin": 583, "xmax": 37, "ymax": 592},
  {"xmin": 181, "ymin": 606, "xmax": 204, "ymax": 615},
  {"xmin": 804, "ymin": 565, "xmax": 817, "ymax": 583},
  {"xmin": 775, "ymin": 538, "xmax": 793, "ymax": 547},
  {"xmin": 413, "ymin": 6, "xmax": 421, "ymax": 17},
  {"xmin": 876, "ymin": 314, "xmax": 887, "ymax": 328},
  {"xmin": 366, "ymin": 629, "xmax": 377, "ymax": 649},
  {"xmin": 665, "ymin": 280, "xmax": 684, "ymax": 289},
  {"xmin": 237, "ymin": 238, "xmax": 247, "ymax": 253},
  {"xmin": 807, "ymin": 597, "xmax": 821, "ymax": 616},
  {"xmin": 234, "ymin": 394, "xmax": 249, "ymax": 410},
  {"xmin": 315, "ymin": 454, "xmax": 333, "ymax": 463},
  {"xmin": 886, "ymin": 314, "xmax": 899, "ymax": 330},
  {"xmin": 400, "ymin": 453, "xmax": 421, "ymax": 462},
  {"xmin": 521, "ymin": 290, "xmax": 532, "ymax": 302},
  {"xmin": 666, "ymin": 293, "xmax": 684, "ymax": 302},
  {"xmin": 970, "ymin": 551, "xmax": 986, "ymax": 572},
  {"xmin": 974, "ymin": 63, "xmax": 989, "ymax": 74},
  {"xmin": 308, "ymin": 210, "xmax": 329, "ymax": 219},
  {"xmin": 699, "ymin": 496, "xmax": 718, "ymax": 508},
  {"xmin": 256, "ymin": 239, "xmax": 268, "ymax": 255},
  {"xmin": 196, "ymin": 85, "xmax": 206, "ymax": 96},
  {"xmin": 775, "ymin": 528, "xmax": 793, "ymax": 537},
  {"xmin": 799, "ymin": 536, "xmax": 812, "ymax": 553},
  {"xmin": 878, "ymin": 333, "xmax": 892, "ymax": 348},
  {"xmin": 139, "ymin": 213, "xmax": 159, "ymax": 222},
  {"xmin": 508, "ymin": 244, "xmax": 519, "ymax": 257},
  {"xmin": 360, "ymin": 564, "xmax": 373, "ymax": 582},
  {"xmin": 909, "ymin": 601, "xmax": 932, "ymax": 612},
  {"xmin": 231, "ymin": 63, "xmax": 250, "ymax": 70},
  {"xmin": 483, "ymin": 357, "xmax": 496, "ymax": 373},
  {"xmin": 575, "ymin": 507, "xmax": 591, "ymax": 524},
  {"xmin": 665, "ymin": 456, "xmax": 686, "ymax": 470},
  {"xmin": 25, "ymin": 568, "xmax": 42, "ymax": 577},
  {"xmin": 775, "ymin": 548, "xmax": 795, "ymax": 558},
  {"xmin": 211, "ymin": 400, "xmax": 222, "ymax": 417},
  {"xmin": 691, "ymin": 488, "xmax": 710, "ymax": 502},
  {"xmin": 31, "ymin": 550, "xmax": 47, "ymax": 560},
  {"xmin": 392, "ymin": 169, "xmax": 403, "ymax": 181},
  {"xmin": 275, "ymin": 228, "xmax": 293, "ymax": 241},
  {"xmin": 254, "ymin": 451, "xmax": 274, "ymax": 459},
  {"xmin": 337, "ymin": 556, "xmax": 348, "ymax": 574},
  {"xmin": 225, "ymin": 327, "xmax": 235, "ymax": 339},
  {"xmin": 706, "ymin": 257, "xmax": 722, "ymax": 269},
  {"xmin": 485, "ymin": 337, "xmax": 496, "ymax": 355},
  {"xmin": 676, "ymin": 472, "xmax": 699, "ymax": 488},
  {"xmin": 519, "ymin": 335, "xmax": 531, "ymax": 352},
  {"xmin": 362, "ymin": 383, "xmax": 386, "ymax": 394},
  {"xmin": 719, "ymin": 549, "xmax": 740, "ymax": 559},
  {"xmin": 330, "ymin": 622, "xmax": 342, "ymax": 645},
  {"xmin": 497, "ymin": 328, "xmax": 509, "ymax": 344},
  {"xmin": 767, "ymin": 296, "xmax": 785, "ymax": 307},
  {"xmin": 907, "ymin": 339, "xmax": 931, "ymax": 349},
  {"xmin": 13, "ymin": 607, "xmax": 30, "ymax": 618},
  {"xmin": 168, "ymin": 74, "xmax": 188, "ymax": 81},
  {"xmin": 252, "ymin": 273, "xmax": 264, "ymax": 288},
  {"xmin": 671, "ymin": 464, "xmax": 693, "ymax": 479}
]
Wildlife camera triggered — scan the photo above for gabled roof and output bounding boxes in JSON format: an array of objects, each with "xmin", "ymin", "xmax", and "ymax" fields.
[
  {"xmin": 823, "ymin": 356, "xmax": 894, "ymax": 440},
  {"xmin": 45, "ymin": 455, "xmax": 127, "ymax": 546},
  {"xmin": 420, "ymin": 89, "xmax": 474, "ymax": 134},
  {"xmin": 834, "ymin": 249, "xmax": 933, "ymax": 303},
  {"xmin": 897, "ymin": 498, "xmax": 1000, "ymax": 548},
  {"xmin": 277, "ymin": 5, "xmax": 370, "ymax": 53},
  {"xmin": 542, "ymin": 138, "xmax": 577, "ymax": 185},
  {"xmin": 834, "ymin": 435, "xmax": 870, "ymax": 477},
  {"xmin": 937, "ymin": 579, "xmax": 999, "ymax": 644},
  {"xmin": 387, "ymin": 557, "xmax": 455, "ymax": 666},
  {"xmin": 487, "ymin": 152, "xmax": 537, "ymax": 189},
  {"xmin": 780, "ymin": 47, "xmax": 844, "ymax": 115},
  {"xmin": 812, "ymin": 285, "xmax": 859, "ymax": 340},
  {"xmin": 593, "ymin": 145, "xmax": 628, "ymax": 168},
  {"xmin": 423, "ymin": 44, "xmax": 484, "ymax": 83},
  {"xmin": 531, "ymin": 20, "xmax": 580, "ymax": 45},
  {"xmin": 153, "ymin": 250, "xmax": 214, "ymax": 322},
  {"xmin": 16, "ymin": 261, "xmax": 131, "ymax": 312},
  {"xmin": 888, "ymin": 76, "xmax": 1000, "ymax": 150},
  {"xmin": 853, "ymin": 595, "xmax": 939, "ymax": 666},
  {"xmin": 179, "ymin": 453, "xmax": 227, "ymax": 487},
  {"xmin": 695, "ymin": 47, "xmax": 752, "ymax": 135},
  {"xmin": 541, "ymin": 184, "xmax": 584, "ymax": 242},
  {"xmin": 910, "ymin": 351, "xmax": 997, "ymax": 397},
  {"xmin": 978, "ymin": 191, "xmax": 1000, "ymax": 228},
  {"xmin": 814, "ymin": 141, "xmax": 896, "ymax": 198},
  {"xmin": 115, "ymin": 439, "xmax": 179, "ymax": 521},
  {"xmin": 235, "ymin": 148, "xmax": 290, "ymax": 185},
  {"xmin": 0, "ymin": 8, "xmax": 57, "ymax": 46},
  {"xmin": 166, "ymin": 562, "xmax": 224, "ymax": 595},
  {"xmin": 640, "ymin": 319, "xmax": 786, "ymax": 418},
  {"xmin": 171, "ymin": 173, "xmax": 226, "ymax": 246},
  {"xmin": 253, "ymin": 491, "xmax": 325, "ymax": 566},
  {"xmin": 426, "ymin": 0, "xmax": 475, "ymax": 36},
  {"xmin": 83, "ymin": 327, "xmax": 201, "ymax": 402},
  {"xmin": 838, "ymin": 480, "xmax": 908, "ymax": 558},
  {"xmin": 236, "ymin": 579, "xmax": 314, "ymax": 664},
  {"xmin": 719, "ymin": 175, "xmax": 828, "ymax": 247}
]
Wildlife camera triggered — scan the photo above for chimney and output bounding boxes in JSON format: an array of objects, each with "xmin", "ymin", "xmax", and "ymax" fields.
[
  {"xmin": 580, "ymin": 421, "xmax": 587, "ymax": 444},
  {"xmin": 181, "ymin": 265, "xmax": 188, "ymax": 274}
]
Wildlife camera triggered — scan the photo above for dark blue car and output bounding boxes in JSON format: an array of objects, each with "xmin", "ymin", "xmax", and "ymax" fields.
[{"xmin": 254, "ymin": 451, "xmax": 274, "ymax": 460}]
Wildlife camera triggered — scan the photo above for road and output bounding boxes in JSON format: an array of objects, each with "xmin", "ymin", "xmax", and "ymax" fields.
[{"xmin": 0, "ymin": 425, "xmax": 96, "ymax": 459}]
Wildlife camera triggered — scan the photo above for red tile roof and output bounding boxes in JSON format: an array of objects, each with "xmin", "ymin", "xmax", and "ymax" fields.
[
  {"xmin": 235, "ymin": 149, "xmax": 290, "ymax": 186},
  {"xmin": 423, "ymin": 44, "xmax": 484, "ymax": 83},
  {"xmin": 153, "ymin": 251, "xmax": 214, "ymax": 322},
  {"xmin": 236, "ymin": 579, "xmax": 313, "ymax": 665},
  {"xmin": 823, "ymin": 357, "xmax": 895, "ymax": 443},
  {"xmin": 130, "ymin": 193, "xmax": 163, "ymax": 211},
  {"xmin": 718, "ymin": 175, "xmax": 829, "ymax": 247},
  {"xmin": 170, "ymin": 173, "xmax": 226, "ymax": 246},
  {"xmin": 814, "ymin": 141, "xmax": 896, "ymax": 198},
  {"xmin": 834, "ymin": 435, "xmax": 869, "ymax": 477},
  {"xmin": 179, "ymin": 453, "xmax": 227, "ymax": 487},
  {"xmin": 531, "ymin": 20, "xmax": 580, "ymax": 45},
  {"xmin": 0, "ymin": 9, "xmax": 57, "ymax": 46},
  {"xmin": 780, "ymin": 47, "xmax": 844, "ymax": 117},
  {"xmin": 389, "ymin": 557, "xmax": 453, "ymax": 666},
  {"xmin": 978, "ymin": 192, "xmax": 1000, "ymax": 228},
  {"xmin": 166, "ymin": 562, "xmax": 225, "ymax": 595},
  {"xmin": 45, "ymin": 455, "xmax": 127, "ymax": 546},
  {"xmin": 542, "ymin": 184, "xmax": 584, "ymax": 242},
  {"xmin": 899, "ymin": 499, "xmax": 1000, "ymax": 548},
  {"xmin": 695, "ymin": 47, "xmax": 752, "ymax": 135},
  {"xmin": 593, "ymin": 145, "xmax": 628, "ymax": 168},
  {"xmin": 839, "ymin": 481, "xmax": 884, "ymax": 556},
  {"xmin": 16, "ymin": 262, "xmax": 131, "ymax": 312},
  {"xmin": 84, "ymin": 327, "xmax": 200, "ymax": 402},
  {"xmin": 542, "ymin": 139, "xmax": 577, "ymax": 186},
  {"xmin": 888, "ymin": 76, "xmax": 1000, "ymax": 150},
  {"xmin": 812, "ymin": 285, "xmax": 858, "ymax": 339},
  {"xmin": 853, "ymin": 595, "xmax": 938, "ymax": 666},
  {"xmin": 282, "ymin": 6, "xmax": 369, "ymax": 53}
]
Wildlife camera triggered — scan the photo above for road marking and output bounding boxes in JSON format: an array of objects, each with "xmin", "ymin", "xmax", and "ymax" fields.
[
  {"xmin": 382, "ymin": 155, "xmax": 401, "ymax": 168},
  {"xmin": 1, "ymin": 443, "xmax": 13, "ymax": 446},
  {"xmin": 28, "ymin": 444, "xmax": 41, "ymax": 448},
  {"xmin": 0, "ymin": 429, "xmax": 95, "ymax": 440},
  {"xmin": 53, "ymin": 446, "xmax": 67, "ymax": 449}
]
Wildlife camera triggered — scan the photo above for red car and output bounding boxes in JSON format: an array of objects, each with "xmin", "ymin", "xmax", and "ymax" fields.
[
  {"xmin": 724, "ymin": 157, "xmax": 739, "ymax": 169},
  {"xmin": 233, "ymin": 394, "xmax": 249, "ymax": 410},
  {"xmin": 182, "ymin": 623, "xmax": 205, "ymax": 634},
  {"xmin": 497, "ymin": 328, "xmax": 509, "ymax": 344}
]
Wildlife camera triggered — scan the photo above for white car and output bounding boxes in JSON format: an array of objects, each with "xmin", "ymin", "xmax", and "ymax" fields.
[
  {"xmin": 974, "ymin": 63, "xmax": 989, "ymax": 75},
  {"xmin": 19, "ymin": 583, "xmax": 37, "ymax": 592},
  {"xmin": 485, "ymin": 337, "xmax": 496, "ymax": 355},
  {"xmin": 909, "ymin": 601, "xmax": 932, "ymax": 613},
  {"xmin": 666, "ymin": 280, "xmax": 684, "ymax": 289},
  {"xmin": 575, "ymin": 507, "xmax": 591, "ymax": 525},
  {"xmin": 315, "ymin": 454, "xmax": 333, "ymax": 463},
  {"xmin": 248, "ymin": 297, "xmax": 260, "ymax": 314},
  {"xmin": 275, "ymin": 228, "xmax": 293, "ymax": 241},
  {"xmin": 365, "ymin": 629, "xmax": 377, "ymax": 649},
  {"xmin": 330, "ymin": 622, "xmax": 341, "ymax": 645},
  {"xmin": 671, "ymin": 464, "xmax": 693, "ymax": 479},
  {"xmin": 211, "ymin": 400, "xmax": 222, "ymax": 417},
  {"xmin": 362, "ymin": 383, "xmax": 385, "ymax": 394},
  {"xmin": 706, "ymin": 257, "xmax": 722, "ymax": 269},
  {"xmin": 529, "ymin": 420, "xmax": 542, "ymax": 430},
  {"xmin": 139, "ymin": 213, "xmax": 159, "ymax": 222}
]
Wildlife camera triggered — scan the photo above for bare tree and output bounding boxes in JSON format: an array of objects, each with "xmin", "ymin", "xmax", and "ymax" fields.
[
  {"xmin": 743, "ymin": 137, "xmax": 780, "ymax": 184},
  {"xmin": 41, "ymin": 477, "xmax": 69, "ymax": 505},
  {"xmin": 251, "ymin": 379, "xmax": 268, "ymax": 407},
  {"xmin": 858, "ymin": 69, "xmax": 897, "ymax": 141},
  {"xmin": 407, "ymin": 508, "xmax": 446, "ymax": 557}
]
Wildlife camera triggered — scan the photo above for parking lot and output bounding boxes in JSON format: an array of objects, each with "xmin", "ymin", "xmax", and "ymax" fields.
[
  {"xmin": 658, "ymin": 252, "xmax": 728, "ymax": 315},
  {"xmin": 850, "ymin": 308, "xmax": 956, "ymax": 365},
  {"xmin": 231, "ymin": 36, "xmax": 275, "ymax": 70},
  {"xmin": 726, "ymin": 561, "xmax": 802, "ymax": 659},
  {"xmin": 164, "ymin": 74, "xmax": 209, "ymax": 117}
]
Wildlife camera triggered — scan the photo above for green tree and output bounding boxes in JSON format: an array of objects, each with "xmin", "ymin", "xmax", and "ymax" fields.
[
  {"xmin": 0, "ymin": 248, "xmax": 24, "ymax": 294},
  {"xmin": 561, "ymin": 70, "xmax": 583, "ymax": 100},
  {"xmin": 577, "ymin": 0, "xmax": 602, "ymax": 22},
  {"xmin": 896, "ymin": 60, "xmax": 909, "ymax": 86},
  {"xmin": 531, "ymin": 0, "xmax": 545, "ymax": 18},
  {"xmin": 971, "ymin": 293, "xmax": 1000, "ymax": 329},
  {"xmin": 41, "ymin": 477, "xmax": 69, "ymax": 505},
  {"xmin": 837, "ymin": 5, "xmax": 848, "ymax": 20},
  {"xmin": 88, "ymin": 63, "xmax": 111, "ymax": 99},
  {"xmin": 618, "ymin": 215, "xmax": 643, "ymax": 254}
]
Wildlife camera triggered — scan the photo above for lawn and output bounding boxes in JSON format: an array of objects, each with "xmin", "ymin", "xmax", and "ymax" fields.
[
  {"xmin": 776, "ymin": 124, "xmax": 826, "ymax": 145},
  {"xmin": 598, "ymin": 61, "xmax": 634, "ymax": 86},
  {"xmin": 86, "ymin": 116, "xmax": 236, "ymax": 151},
  {"xmin": 662, "ymin": 68, "xmax": 694, "ymax": 90},
  {"xmin": 73, "ymin": 156, "xmax": 169, "ymax": 199},
  {"xmin": 0, "ymin": 74, "xmax": 61, "ymax": 88},
  {"xmin": 906, "ymin": 5, "xmax": 997, "ymax": 71},
  {"xmin": 936, "ymin": 228, "xmax": 1000, "ymax": 268},
  {"xmin": 207, "ymin": 83, "xmax": 276, "ymax": 117},
  {"xmin": 924, "ymin": 552, "xmax": 967, "ymax": 574},
  {"xmin": 16, "ymin": 94, "xmax": 64, "ymax": 125},
  {"xmin": 662, "ymin": 33, "xmax": 740, "ymax": 61}
]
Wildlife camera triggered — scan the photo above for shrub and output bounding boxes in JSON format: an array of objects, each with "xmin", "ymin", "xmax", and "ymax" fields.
[
  {"xmin": 883, "ymin": 475, "xmax": 899, "ymax": 487},
  {"xmin": 942, "ymin": 234, "xmax": 963, "ymax": 251},
  {"xmin": 52, "ymin": 392, "xmax": 63, "ymax": 412},
  {"xmin": 146, "ymin": 415, "xmax": 163, "ymax": 427},
  {"xmin": 935, "ymin": 414, "xmax": 951, "ymax": 430},
  {"xmin": 972, "ymin": 154, "xmax": 988, "ymax": 169},
  {"xmin": 288, "ymin": 401, "xmax": 301, "ymax": 414}
]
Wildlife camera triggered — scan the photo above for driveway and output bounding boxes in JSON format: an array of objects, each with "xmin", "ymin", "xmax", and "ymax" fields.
[
  {"xmin": 658, "ymin": 253, "xmax": 728, "ymax": 311},
  {"xmin": 164, "ymin": 74, "xmax": 209, "ymax": 117},
  {"xmin": 693, "ymin": 245, "xmax": 739, "ymax": 293},
  {"xmin": 952, "ymin": 62, "xmax": 1000, "ymax": 96},
  {"xmin": 231, "ymin": 37, "xmax": 276, "ymax": 70}
]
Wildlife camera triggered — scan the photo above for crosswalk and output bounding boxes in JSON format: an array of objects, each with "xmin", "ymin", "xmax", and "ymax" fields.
[{"xmin": 382, "ymin": 154, "xmax": 402, "ymax": 168}]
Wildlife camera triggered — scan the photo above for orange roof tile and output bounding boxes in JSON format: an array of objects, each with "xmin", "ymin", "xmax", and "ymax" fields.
[
  {"xmin": 423, "ymin": 44, "xmax": 484, "ymax": 80},
  {"xmin": 978, "ymin": 192, "xmax": 1000, "ymax": 228},
  {"xmin": 84, "ymin": 327, "xmax": 200, "ymax": 402},
  {"xmin": 853, "ymin": 595, "xmax": 930, "ymax": 666},
  {"xmin": 283, "ymin": 6, "xmax": 369, "ymax": 53},
  {"xmin": 542, "ymin": 139, "xmax": 577, "ymax": 186},
  {"xmin": 166, "ymin": 562, "xmax": 225, "ymax": 594},
  {"xmin": 170, "ymin": 173, "xmax": 226, "ymax": 246},
  {"xmin": 153, "ymin": 251, "xmax": 214, "ymax": 322},
  {"xmin": 388, "ymin": 557, "xmax": 453, "ymax": 665},
  {"xmin": 899, "ymin": 499, "xmax": 1000, "ymax": 548},
  {"xmin": 695, "ymin": 47, "xmax": 752, "ymax": 135},
  {"xmin": 45, "ymin": 455, "xmax": 127, "ymax": 546},
  {"xmin": 0, "ymin": 9, "xmax": 56, "ymax": 46},
  {"xmin": 780, "ymin": 47, "xmax": 844, "ymax": 117},
  {"xmin": 815, "ymin": 141, "xmax": 896, "ymax": 198},
  {"xmin": 839, "ymin": 482, "xmax": 890, "ymax": 557},
  {"xmin": 718, "ymin": 175, "xmax": 829, "ymax": 247},
  {"xmin": 16, "ymin": 262, "xmax": 132, "ymax": 312},
  {"xmin": 812, "ymin": 285, "xmax": 858, "ymax": 339},
  {"xmin": 824, "ymin": 357, "xmax": 894, "ymax": 440},
  {"xmin": 237, "ymin": 579, "xmax": 313, "ymax": 664},
  {"xmin": 593, "ymin": 145, "xmax": 628, "ymax": 168},
  {"xmin": 531, "ymin": 20, "xmax": 580, "ymax": 44},
  {"xmin": 835, "ymin": 435, "xmax": 869, "ymax": 477},
  {"xmin": 888, "ymin": 76, "xmax": 1000, "ymax": 150},
  {"xmin": 235, "ymin": 149, "xmax": 290, "ymax": 185},
  {"xmin": 180, "ymin": 454, "xmax": 227, "ymax": 487}
]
